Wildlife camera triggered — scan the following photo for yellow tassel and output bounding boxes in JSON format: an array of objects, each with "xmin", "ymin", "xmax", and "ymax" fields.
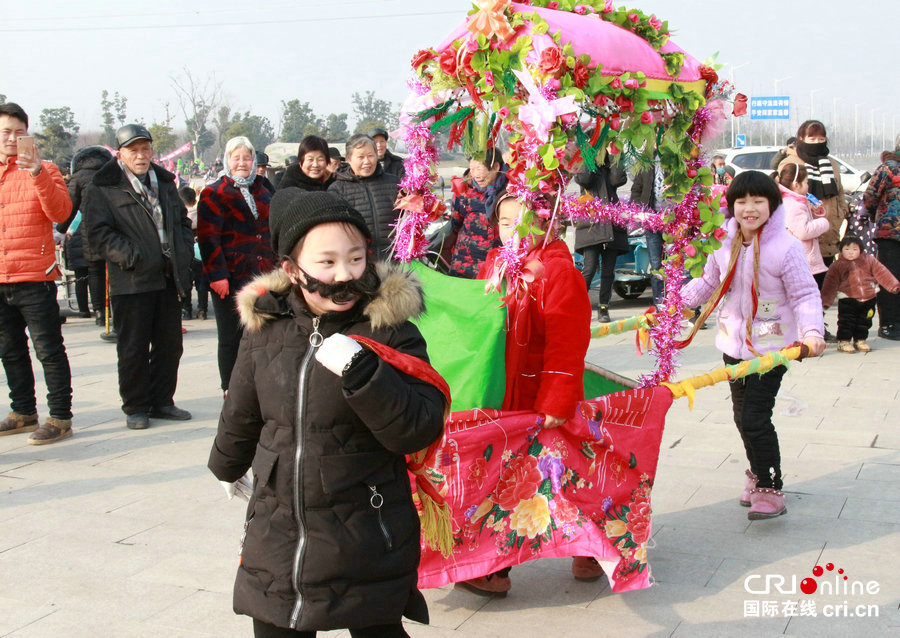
[{"xmin": 417, "ymin": 489, "xmax": 455, "ymax": 558}]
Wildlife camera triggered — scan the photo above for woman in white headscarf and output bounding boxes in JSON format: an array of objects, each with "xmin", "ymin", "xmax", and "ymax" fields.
[{"xmin": 198, "ymin": 136, "xmax": 275, "ymax": 395}]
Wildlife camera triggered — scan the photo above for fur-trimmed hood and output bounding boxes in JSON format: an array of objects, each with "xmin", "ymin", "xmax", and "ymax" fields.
[{"xmin": 236, "ymin": 261, "xmax": 425, "ymax": 333}]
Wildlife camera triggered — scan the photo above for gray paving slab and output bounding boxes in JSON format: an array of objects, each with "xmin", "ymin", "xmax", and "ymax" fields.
[{"xmin": 2, "ymin": 300, "xmax": 900, "ymax": 637}]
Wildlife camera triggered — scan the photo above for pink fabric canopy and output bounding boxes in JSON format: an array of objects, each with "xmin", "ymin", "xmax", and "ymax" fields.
[{"xmin": 438, "ymin": 2, "xmax": 702, "ymax": 84}]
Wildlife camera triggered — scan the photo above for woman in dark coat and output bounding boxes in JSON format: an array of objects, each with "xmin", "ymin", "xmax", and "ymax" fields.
[
  {"xmin": 198, "ymin": 136, "xmax": 275, "ymax": 393},
  {"xmin": 60, "ymin": 146, "xmax": 114, "ymax": 320},
  {"xmin": 277, "ymin": 135, "xmax": 335, "ymax": 192},
  {"xmin": 208, "ymin": 190, "xmax": 446, "ymax": 636},
  {"xmin": 574, "ymin": 156, "xmax": 628, "ymax": 323},
  {"xmin": 328, "ymin": 134, "xmax": 401, "ymax": 259}
]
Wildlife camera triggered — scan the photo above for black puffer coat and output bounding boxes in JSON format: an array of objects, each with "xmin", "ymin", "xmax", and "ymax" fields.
[
  {"xmin": 380, "ymin": 149, "xmax": 406, "ymax": 180},
  {"xmin": 82, "ymin": 159, "xmax": 194, "ymax": 297},
  {"xmin": 328, "ymin": 165, "xmax": 400, "ymax": 258},
  {"xmin": 208, "ymin": 263, "xmax": 446, "ymax": 633},
  {"xmin": 573, "ymin": 162, "xmax": 629, "ymax": 253},
  {"xmin": 276, "ymin": 164, "xmax": 335, "ymax": 192},
  {"xmin": 57, "ymin": 146, "xmax": 113, "ymax": 265}
]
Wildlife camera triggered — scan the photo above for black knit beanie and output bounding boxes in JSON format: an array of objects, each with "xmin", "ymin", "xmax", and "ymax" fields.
[{"xmin": 269, "ymin": 188, "xmax": 371, "ymax": 257}]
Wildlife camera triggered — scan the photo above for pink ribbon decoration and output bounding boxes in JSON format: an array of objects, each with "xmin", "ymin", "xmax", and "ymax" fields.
[{"xmin": 513, "ymin": 69, "xmax": 579, "ymax": 144}]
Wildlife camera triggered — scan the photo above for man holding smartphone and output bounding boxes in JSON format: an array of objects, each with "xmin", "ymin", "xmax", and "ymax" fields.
[
  {"xmin": 0, "ymin": 102, "xmax": 75, "ymax": 445},
  {"xmin": 82, "ymin": 124, "xmax": 195, "ymax": 430}
]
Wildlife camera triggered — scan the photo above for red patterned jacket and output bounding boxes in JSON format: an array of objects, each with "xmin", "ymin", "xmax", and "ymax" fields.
[{"xmin": 198, "ymin": 175, "xmax": 275, "ymax": 290}]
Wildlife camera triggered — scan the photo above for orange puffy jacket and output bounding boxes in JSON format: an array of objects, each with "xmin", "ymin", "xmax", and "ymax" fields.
[{"xmin": 0, "ymin": 158, "xmax": 72, "ymax": 283}]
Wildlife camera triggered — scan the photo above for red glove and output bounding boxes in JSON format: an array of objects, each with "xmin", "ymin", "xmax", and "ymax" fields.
[{"xmin": 209, "ymin": 279, "xmax": 230, "ymax": 299}]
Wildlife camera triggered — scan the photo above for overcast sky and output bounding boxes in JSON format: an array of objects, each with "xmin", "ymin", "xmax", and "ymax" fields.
[{"xmin": 2, "ymin": 0, "xmax": 894, "ymax": 142}]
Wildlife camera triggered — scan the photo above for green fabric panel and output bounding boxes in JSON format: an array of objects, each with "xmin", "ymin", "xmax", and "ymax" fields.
[
  {"xmin": 583, "ymin": 368, "xmax": 631, "ymax": 399},
  {"xmin": 410, "ymin": 261, "xmax": 507, "ymax": 411}
]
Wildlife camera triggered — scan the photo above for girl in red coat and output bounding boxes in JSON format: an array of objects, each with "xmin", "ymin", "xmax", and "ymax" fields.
[{"xmin": 457, "ymin": 192, "xmax": 593, "ymax": 596}]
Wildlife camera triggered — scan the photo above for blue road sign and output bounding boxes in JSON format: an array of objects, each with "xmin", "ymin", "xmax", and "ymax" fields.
[
  {"xmin": 735, "ymin": 134, "xmax": 746, "ymax": 148},
  {"xmin": 750, "ymin": 96, "xmax": 790, "ymax": 120}
]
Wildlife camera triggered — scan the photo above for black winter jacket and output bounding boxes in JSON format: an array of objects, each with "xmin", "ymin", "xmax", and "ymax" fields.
[
  {"xmin": 380, "ymin": 149, "xmax": 406, "ymax": 180},
  {"xmin": 58, "ymin": 146, "xmax": 113, "ymax": 265},
  {"xmin": 573, "ymin": 163, "xmax": 629, "ymax": 253},
  {"xmin": 208, "ymin": 263, "xmax": 446, "ymax": 633},
  {"xmin": 276, "ymin": 164, "xmax": 335, "ymax": 192},
  {"xmin": 328, "ymin": 164, "xmax": 401, "ymax": 259},
  {"xmin": 82, "ymin": 159, "xmax": 194, "ymax": 297}
]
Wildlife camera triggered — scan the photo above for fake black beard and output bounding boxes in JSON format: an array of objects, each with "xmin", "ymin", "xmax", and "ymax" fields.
[{"xmin": 292, "ymin": 262, "xmax": 381, "ymax": 306}]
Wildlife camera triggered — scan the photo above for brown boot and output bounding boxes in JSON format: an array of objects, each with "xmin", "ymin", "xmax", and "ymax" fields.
[
  {"xmin": 0, "ymin": 412, "xmax": 39, "ymax": 437},
  {"xmin": 572, "ymin": 556, "xmax": 605, "ymax": 581},
  {"xmin": 855, "ymin": 339, "xmax": 871, "ymax": 353},
  {"xmin": 454, "ymin": 572, "xmax": 511, "ymax": 597},
  {"xmin": 28, "ymin": 417, "xmax": 73, "ymax": 446}
]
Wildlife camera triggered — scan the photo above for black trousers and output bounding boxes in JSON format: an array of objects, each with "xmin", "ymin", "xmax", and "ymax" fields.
[
  {"xmin": 252, "ymin": 619, "xmax": 408, "ymax": 638},
  {"xmin": 723, "ymin": 354, "xmax": 788, "ymax": 490},
  {"xmin": 581, "ymin": 244, "xmax": 622, "ymax": 307},
  {"xmin": 87, "ymin": 259, "xmax": 107, "ymax": 316},
  {"xmin": 111, "ymin": 280, "xmax": 183, "ymax": 414},
  {"xmin": 211, "ymin": 291, "xmax": 243, "ymax": 391},
  {"xmin": 0, "ymin": 281, "xmax": 73, "ymax": 419},
  {"xmin": 875, "ymin": 239, "xmax": 900, "ymax": 328},
  {"xmin": 836, "ymin": 297, "xmax": 876, "ymax": 341},
  {"xmin": 181, "ymin": 258, "xmax": 208, "ymax": 314}
]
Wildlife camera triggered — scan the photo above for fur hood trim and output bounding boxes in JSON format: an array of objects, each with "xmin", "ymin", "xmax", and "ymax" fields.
[{"xmin": 237, "ymin": 262, "xmax": 425, "ymax": 333}]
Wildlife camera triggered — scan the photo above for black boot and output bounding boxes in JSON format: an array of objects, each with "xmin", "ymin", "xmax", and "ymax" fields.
[{"xmin": 597, "ymin": 305, "xmax": 611, "ymax": 323}]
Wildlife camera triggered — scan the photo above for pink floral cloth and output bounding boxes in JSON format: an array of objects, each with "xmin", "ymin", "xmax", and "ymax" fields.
[{"xmin": 417, "ymin": 386, "xmax": 671, "ymax": 593}]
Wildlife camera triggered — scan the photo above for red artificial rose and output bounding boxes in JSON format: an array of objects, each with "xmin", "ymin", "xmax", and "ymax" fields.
[
  {"xmin": 461, "ymin": 50, "xmax": 475, "ymax": 76},
  {"xmin": 547, "ymin": 1, "xmax": 559, "ymax": 8},
  {"xmin": 732, "ymin": 93, "xmax": 748, "ymax": 117},
  {"xmin": 713, "ymin": 227, "xmax": 727, "ymax": 241},
  {"xmin": 684, "ymin": 243, "xmax": 697, "ymax": 258},
  {"xmin": 698, "ymin": 65, "xmax": 719, "ymax": 85},
  {"xmin": 411, "ymin": 48, "xmax": 434, "ymax": 70},
  {"xmin": 439, "ymin": 47, "xmax": 459, "ymax": 77},
  {"xmin": 593, "ymin": 93, "xmax": 608, "ymax": 107},
  {"xmin": 627, "ymin": 13, "xmax": 640, "ymax": 24},
  {"xmin": 494, "ymin": 455, "xmax": 542, "ymax": 511},
  {"xmin": 615, "ymin": 95, "xmax": 634, "ymax": 113},
  {"xmin": 573, "ymin": 61, "xmax": 590, "ymax": 89},
  {"xmin": 608, "ymin": 113, "xmax": 621, "ymax": 130},
  {"xmin": 640, "ymin": 111, "xmax": 654, "ymax": 124},
  {"xmin": 610, "ymin": 77, "xmax": 622, "ymax": 89},
  {"xmin": 538, "ymin": 46, "xmax": 564, "ymax": 75}
]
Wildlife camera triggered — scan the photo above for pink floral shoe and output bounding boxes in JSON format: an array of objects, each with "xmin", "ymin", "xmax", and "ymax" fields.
[
  {"xmin": 748, "ymin": 487, "xmax": 786, "ymax": 520},
  {"xmin": 740, "ymin": 469, "xmax": 757, "ymax": 507}
]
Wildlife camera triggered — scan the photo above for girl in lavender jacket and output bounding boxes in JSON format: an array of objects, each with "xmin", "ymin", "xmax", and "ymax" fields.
[{"xmin": 680, "ymin": 172, "xmax": 826, "ymax": 521}]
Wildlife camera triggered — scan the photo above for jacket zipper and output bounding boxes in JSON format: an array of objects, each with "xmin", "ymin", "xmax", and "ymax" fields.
[
  {"xmin": 368, "ymin": 485, "xmax": 392, "ymax": 551},
  {"xmin": 289, "ymin": 316, "xmax": 322, "ymax": 629},
  {"xmin": 364, "ymin": 183, "xmax": 379, "ymax": 253}
]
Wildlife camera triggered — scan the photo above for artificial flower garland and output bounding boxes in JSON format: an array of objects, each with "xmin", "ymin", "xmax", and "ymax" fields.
[{"xmin": 393, "ymin": 0, "xmax": 744, "ymax": 383}]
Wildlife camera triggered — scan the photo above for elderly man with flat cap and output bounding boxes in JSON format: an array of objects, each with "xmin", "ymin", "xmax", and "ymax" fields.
[{"xmin": 82, "ymin": 124, "xmax": 195, "ymax": 430}]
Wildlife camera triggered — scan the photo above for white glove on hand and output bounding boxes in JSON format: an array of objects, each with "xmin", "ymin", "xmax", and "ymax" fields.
[
  {"xmin": 315, "ymin": 333, "xmax": 363, "ymax": 377},
  {"xmin": 53, "ymin": 230, "xmax": 66, "ymax": 246},
  {"xmin": 220, "ymin": 469, "xmax": 253, "ymax": 501}
]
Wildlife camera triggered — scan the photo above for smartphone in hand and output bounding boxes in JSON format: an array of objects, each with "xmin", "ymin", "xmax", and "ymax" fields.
[{"xmin": 16, "ymin": 136, "xmax": 35, "ymax": 167}]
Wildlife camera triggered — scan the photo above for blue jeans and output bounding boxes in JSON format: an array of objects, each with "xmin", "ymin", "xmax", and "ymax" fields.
[
  {"xmin": 0, "ymin": 281, "xmax": 72, "ymax": 419},
  {"xmin": 645, "ymin": 231, "xmax": 665, "ymax": 308}
]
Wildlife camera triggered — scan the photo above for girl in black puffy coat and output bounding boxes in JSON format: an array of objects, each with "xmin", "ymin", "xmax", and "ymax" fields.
[
  {"xmin": 208, "ymin": 190, "xmax": 446, "ymax": 638},
  {"xmin": 328, "ymin": 134, "xmax": 401, "ymax": 259}
]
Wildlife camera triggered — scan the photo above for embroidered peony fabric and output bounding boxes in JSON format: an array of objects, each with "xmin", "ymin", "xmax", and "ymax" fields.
[{"xmin": 417, "ymin": 385, "xmax": 671, "ymax": 592}]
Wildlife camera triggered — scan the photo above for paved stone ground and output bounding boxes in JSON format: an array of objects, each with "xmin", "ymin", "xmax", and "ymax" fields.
[{"xmin": 1, "ymin": 299, "xmax": 899, "ymax": 637}]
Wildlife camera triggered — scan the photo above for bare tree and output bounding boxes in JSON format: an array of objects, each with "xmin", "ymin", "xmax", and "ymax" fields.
[{"xmin": 171, "ymin": 68, "xmax": 221, "ymax": 161}]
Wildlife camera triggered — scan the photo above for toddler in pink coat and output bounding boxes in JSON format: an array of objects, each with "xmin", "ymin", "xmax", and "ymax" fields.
[{"xmin": 680, "ymin": 172, "xmax": 826, "ymax": 521}]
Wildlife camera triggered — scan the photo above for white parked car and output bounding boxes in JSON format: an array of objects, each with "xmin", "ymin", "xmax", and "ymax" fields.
[{"xmin": 714, "ymin": 146, "xmax": 871, "ymax": 193}]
